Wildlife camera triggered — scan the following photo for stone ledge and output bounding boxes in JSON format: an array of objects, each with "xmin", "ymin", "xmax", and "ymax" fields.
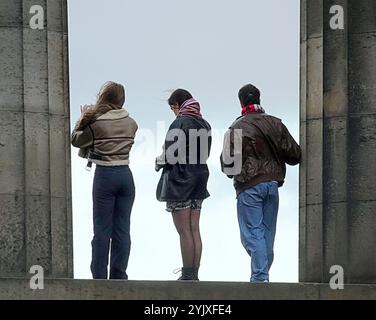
[{"xmin": 0, "ymin": 278, "xmax": 375, "ymax": 300}]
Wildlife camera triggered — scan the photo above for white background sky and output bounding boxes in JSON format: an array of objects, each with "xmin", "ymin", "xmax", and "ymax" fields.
[{"xmin": 68, "ymin": 0, "xmax": 300, "ymax": 282}]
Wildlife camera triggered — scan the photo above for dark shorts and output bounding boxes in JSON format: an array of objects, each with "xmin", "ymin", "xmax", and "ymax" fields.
[{"xmin": 166, "ymin": 199, "xmax": 204, "ymax": 213}]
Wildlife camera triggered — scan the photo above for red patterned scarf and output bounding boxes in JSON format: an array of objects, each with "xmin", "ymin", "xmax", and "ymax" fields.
[
  {"xmin": 241, "ymin": 104, "xmax": 265, "ymax": 116},
  {"xmin": 178, "ymin": 98, "xmax": 202, "ymax": 118}
]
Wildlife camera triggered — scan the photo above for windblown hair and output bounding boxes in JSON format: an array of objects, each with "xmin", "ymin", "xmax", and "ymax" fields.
[
  {"xmin": 168, "ymin": 88, "xmax": 193, "ymax": 107},
  {"xmin": 78, "ymin": 81, "xmax": 125, "ymax": 129}
]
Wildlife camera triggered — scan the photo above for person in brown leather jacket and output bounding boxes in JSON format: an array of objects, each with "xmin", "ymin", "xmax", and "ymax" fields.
[{"xmin": 221, "ymin": 84, "xmax": 301, "ymax": 282}]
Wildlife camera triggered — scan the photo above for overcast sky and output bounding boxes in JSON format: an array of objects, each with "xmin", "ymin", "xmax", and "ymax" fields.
[{"xmin": 68, "ymin": 0, "xmax": 300, "ymax": 282}]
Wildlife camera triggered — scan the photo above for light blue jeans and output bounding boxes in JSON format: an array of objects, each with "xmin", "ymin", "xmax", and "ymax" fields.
[{"xmin": 237, "ymin": 181, "xmax": 279, "ymax": 282}]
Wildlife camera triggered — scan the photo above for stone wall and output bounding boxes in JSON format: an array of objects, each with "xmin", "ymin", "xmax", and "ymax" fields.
[
  {"xmin": 0, "ymin": 0, "xmax": 73, "ymax": 277},
  {"xmin": 300, "ymin": 0, "xmax": 376, "ymax": 283}
]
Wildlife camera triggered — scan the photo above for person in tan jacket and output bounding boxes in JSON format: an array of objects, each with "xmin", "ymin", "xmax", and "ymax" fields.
[{"xmin": 72, "ymin": 81, "xmax": 138, "ymax": 279}]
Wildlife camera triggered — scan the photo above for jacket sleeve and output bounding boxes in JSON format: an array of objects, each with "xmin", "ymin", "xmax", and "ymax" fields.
[
  {"xmin": 155, "ymin": 119, "xmax": 183, "ymax": 171},
  {"xmin": 279, "ymin": 123, "xmax": 301, "ymax": 166},
  {"xmin": 220, "ymin": 126, "xmax": 242, "ymax": 177},
  {"xmin": 220, "ymin": 128, "xmax": 233, "ymax": 177},
  {"xmin": 71, "ymin": 120, "xmax": 94, "ymax": 149}
]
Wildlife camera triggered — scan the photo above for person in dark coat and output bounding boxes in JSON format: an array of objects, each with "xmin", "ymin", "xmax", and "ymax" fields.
[{"xmin": 156, "ymin": 89, "xmax": 211, "ymax": 281}]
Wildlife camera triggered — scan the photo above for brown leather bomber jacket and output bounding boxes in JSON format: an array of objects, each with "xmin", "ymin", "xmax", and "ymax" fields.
[
  {"xmin": 71, "ymin": 109, "xmax": 138, "ymax": 166},
  {"xmin": 220, "ymin": 112, "xmax": 301, "ymax": 196}
]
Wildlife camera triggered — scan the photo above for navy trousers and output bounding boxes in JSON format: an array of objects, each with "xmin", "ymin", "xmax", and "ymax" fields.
[{"xmin": 91, "ymin": 165, "xmax": 135, "ymax": 279}]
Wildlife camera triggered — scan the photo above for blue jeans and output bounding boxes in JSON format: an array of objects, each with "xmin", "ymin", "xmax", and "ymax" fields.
[
  {"xmin": 237, "ymin": 181, "xmax": 279, "ymax": 282},
  {"xmin": 91, "ymin": 165, "xmax": 135, "ymax": 279}
]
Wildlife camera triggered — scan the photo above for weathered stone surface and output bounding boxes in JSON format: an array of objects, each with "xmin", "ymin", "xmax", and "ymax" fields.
[
  {"xmin": 0, "ymin": 28, "xmax": 23, "ymax": 110},
  {"xmin": 23, "ymin": 29, "xmax": 49, "ymax": 113},
  {"xmin": 22, "ymin": 0, "xmax": 47, "ymax": 30},
  {"xmin": 322, "ymin": 202, "xmax": 348, "ymax": 274},
  {"xmin": 24, "ymin": 113, "xmax": 50, "ymax": 195},
  {"xmin": 348, "ymin": 201, "xmax": 376, "ymax": 284},
  {"xmin": 0, "ymin": 1, "xmax": 22, "ymax": 27},
  {"xmin": 0, "ymin": 111, "xmax": 24, "ymax": 193},
  {"xmin": 25, "ymin": 195, "xmax": 51, "ymax": 273},
  {"xmin": 301, "ymin": 204, "xmax": 323, "ymax": 283},
  {"xmin": 50, "ymin": 196, "xmax": 71, "ymax": 277},
  {"xmin": 0, "ymin": 196, "xmax": 25, "ymax": 274},
  {"xmin": 348, "ymin": 115, "xmax": 376, "ymax": 200},
  {"xmin": 306, "ymin": 0, "xmax": 324, "ymax": 39},
  {"xmin": 0, "ymin": 278, "xmax": 375, "ymax": 300},
  {"xmin": 348, "ymin": 1, "xmax": 376, "ymax": 34},
  {"xmin": 323, "ymin": 117, "xmax": 347, "ymax": 202},
  {"xmin": 348, "ymin": 32, "xmax": 376, "ymax": 114},
  {"xmin": 0, "ymin": 0, "xmax": 72, "ymax": 277},
  {"xmin": 304, "ymin": 119, "xmax": 323, "ymax": 206},
  {"xmin": 300, "ymin": 0, "xmax": 376, "ymax": 283},
  {"xmin": 305, "ymin": 38, "xmax": 323, "ymax": 120}
]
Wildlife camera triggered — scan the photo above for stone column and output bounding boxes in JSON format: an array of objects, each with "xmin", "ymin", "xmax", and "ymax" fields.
[
  {"xmin": 0, "ymin": 0, "xmax": 72, "ymax": 277},
  {"xmin": 300, "ymin": 0, "xmax": 376, "ymax": 283}
]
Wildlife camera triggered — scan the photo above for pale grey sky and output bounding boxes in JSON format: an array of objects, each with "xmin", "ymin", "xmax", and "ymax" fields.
[{"xmin": 68, "ymin": 0, "xmax": 300, "ymax": 282}]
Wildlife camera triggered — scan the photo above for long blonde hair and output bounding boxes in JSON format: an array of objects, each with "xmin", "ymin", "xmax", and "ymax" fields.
[{"xmin": 78, "ymin": 81, "xmax": 125, "ymax": 129}]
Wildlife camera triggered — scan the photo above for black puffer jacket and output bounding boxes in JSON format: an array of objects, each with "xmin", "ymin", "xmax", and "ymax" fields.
[
  {"xmin": 221, "ymin": 112, "xmax": 301, "ymax": 196},
  {"xmin": 156, "ymin": 115, "xmax": 212, "ymax": 202}
]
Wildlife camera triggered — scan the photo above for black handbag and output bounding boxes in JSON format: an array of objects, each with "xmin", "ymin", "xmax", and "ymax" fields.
[{"xmin": 156, "ymin": 167, "xmax": 170, "ymax": 202}]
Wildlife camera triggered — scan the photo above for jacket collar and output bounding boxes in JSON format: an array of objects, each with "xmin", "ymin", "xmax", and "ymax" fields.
[{"xmin": 97, "ymin": 108, "xmax": 129, "ymax": 120}]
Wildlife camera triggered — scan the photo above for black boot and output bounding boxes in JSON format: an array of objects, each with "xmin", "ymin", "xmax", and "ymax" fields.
[
  {"xmin": 177, "ymin": 267, "xmax": 195, "ymax": 281},
  {"xmin": 193, "ymin": 267, "xmax": 199, "ymax": 281}
]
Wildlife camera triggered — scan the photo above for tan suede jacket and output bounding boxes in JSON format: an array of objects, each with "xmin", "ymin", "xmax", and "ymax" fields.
[{"xmin": 71, "ymin": 109, "xmax": 138, "ymax": 166}]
